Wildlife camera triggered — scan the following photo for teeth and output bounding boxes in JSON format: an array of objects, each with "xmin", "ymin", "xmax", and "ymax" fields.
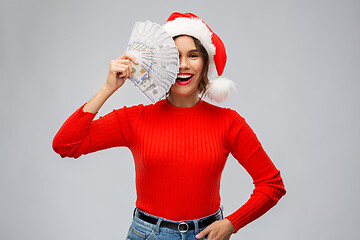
[{"xmin": 177, "ymin": 74, "xmax": 192, "ymax": 78}]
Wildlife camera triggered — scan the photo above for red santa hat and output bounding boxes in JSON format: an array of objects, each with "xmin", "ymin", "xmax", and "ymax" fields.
[{"xmin": 163, "ymin": 12, "xmax": 236, "ymax": 103}]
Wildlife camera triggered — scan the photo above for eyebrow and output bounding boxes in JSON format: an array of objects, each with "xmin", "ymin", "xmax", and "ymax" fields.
[
  {"xmin": 178, "ymin": 49, "xmax": 200, "ymax": 57},
  {"xmin": 179, "ymin": 49, "xmax": 199, "ymax": 55}
]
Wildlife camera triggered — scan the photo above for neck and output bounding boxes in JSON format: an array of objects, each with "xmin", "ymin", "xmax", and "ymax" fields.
[{"xmin": 167, "ymin": 92, "xmax": 200, "ymax": 108}]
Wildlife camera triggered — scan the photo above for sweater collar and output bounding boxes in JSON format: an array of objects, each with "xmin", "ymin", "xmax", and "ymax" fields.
[{"xmin": 158, "ymin": 98, "xmax": 205, "ymax": 115}]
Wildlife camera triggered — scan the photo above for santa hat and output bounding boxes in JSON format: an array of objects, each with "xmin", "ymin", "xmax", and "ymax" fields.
[{"xmin": 163, "ymin": 12, "xmax": 236, "ymax": 103}]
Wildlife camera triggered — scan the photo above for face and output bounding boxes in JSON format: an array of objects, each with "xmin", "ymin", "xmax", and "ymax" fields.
[{"xmin": 169, "ymin": 35, "xmax": 204, "ymax": 98}]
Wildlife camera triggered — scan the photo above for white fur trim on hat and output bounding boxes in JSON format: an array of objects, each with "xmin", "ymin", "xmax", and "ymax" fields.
[
  {"xmin": 163, "ymin": 17, "xmax": 216, "ymax": 58},
  {"xmin": 204, "ymin": 77, "xmax": 236, "ymax": 103}
]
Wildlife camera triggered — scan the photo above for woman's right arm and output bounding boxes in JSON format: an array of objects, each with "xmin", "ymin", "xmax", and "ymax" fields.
[
  {"xmin": 83, "ymin": 54, "xmax": 138, "ymax": 113},
  {"xmin": 52, "ymin": 54, "xmax": 138, "ymax": 158}
]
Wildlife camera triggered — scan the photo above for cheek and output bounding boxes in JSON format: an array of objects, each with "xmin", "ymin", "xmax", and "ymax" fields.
[
  {"xmin": 195, "ymin": 60, "xmax": 204, "ymax": 74},
  {"xmin": 194, "ymin": 67, "xmax": 204, "ymax": 83}
]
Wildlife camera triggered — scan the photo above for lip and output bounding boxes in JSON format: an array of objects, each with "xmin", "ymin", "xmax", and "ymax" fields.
[
  {"xmin": 176, "ymin": 73, "xmax": 193, "ymax": 85},
  {"xmin": 176, "ymin": 76, "xmax": 193, "ymax": 85}
]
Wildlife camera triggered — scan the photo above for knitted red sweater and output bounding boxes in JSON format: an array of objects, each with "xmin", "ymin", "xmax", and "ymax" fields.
[{"xmin": 53, "ymin": 99, "xmax": 286, "ymax": 233}]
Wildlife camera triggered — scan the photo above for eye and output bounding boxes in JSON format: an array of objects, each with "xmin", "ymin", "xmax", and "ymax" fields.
[{"xmin": 189, "ymin": 53, "xmax": 199, "ymax": 58}]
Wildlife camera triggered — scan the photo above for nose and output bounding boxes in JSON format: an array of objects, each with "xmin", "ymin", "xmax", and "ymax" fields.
[{"xmin": 179, "ymin": 56, "xmax": 190, "ymax": 70}]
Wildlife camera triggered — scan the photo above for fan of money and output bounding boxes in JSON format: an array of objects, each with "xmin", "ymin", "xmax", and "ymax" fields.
[{"xmin": 126, "ymin": 21, "xmax": 180, "ymax": 103}]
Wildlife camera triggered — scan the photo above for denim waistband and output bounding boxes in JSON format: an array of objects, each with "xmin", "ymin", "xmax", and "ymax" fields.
[{"xmin": 132, "ymin": 207, "xmax": 224, "ymax": 235}]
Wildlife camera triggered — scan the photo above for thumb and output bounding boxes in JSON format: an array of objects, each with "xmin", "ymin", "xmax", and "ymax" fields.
[{"xmin": 196, "ymin": 226, "xmax": 211, "ymax": 239}]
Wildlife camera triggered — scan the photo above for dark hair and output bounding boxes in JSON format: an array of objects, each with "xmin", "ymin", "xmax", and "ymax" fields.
[
  {"xmin": 167, "ymin": 35, "xmax": 209, "ymax": 98},
  {"xmin": 191, "ymin": 36, "xmax": 209, "ymax": 97}
]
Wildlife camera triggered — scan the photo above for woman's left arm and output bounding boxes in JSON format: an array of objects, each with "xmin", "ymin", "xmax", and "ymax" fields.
[{"xmin": 196, "ymin": 110, "xmax": 286, "ymax": 239}]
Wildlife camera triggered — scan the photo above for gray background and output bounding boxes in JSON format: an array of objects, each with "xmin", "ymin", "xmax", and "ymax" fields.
[{"xmin": 1, "ymin": 0, "xmax": 359, "ymax": 239}]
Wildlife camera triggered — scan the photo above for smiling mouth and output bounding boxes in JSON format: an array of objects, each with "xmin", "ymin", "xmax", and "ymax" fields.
[
  {"xmin": 176, "ymin": 74, "xmax": 193, "ymax": 81},
  {"xmin": 176, "ymin": 74, "xmax": 193, "ymax": 85}
]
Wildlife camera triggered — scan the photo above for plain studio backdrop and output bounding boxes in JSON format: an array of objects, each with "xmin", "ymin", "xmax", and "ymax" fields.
[{"xmin": 0, "ymin": 0, "xmax": 359, "ymax": 239}]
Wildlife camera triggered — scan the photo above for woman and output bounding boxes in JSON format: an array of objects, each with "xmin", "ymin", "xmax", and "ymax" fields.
[{"xmin": 53, "ymin": 12, "xmax": 286, "ymax": 240}]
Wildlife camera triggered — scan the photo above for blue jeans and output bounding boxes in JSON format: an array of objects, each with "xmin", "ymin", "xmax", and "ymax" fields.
[{"xmin": 126, "ymin": 207, "xmax": 224, "ymax": 240}]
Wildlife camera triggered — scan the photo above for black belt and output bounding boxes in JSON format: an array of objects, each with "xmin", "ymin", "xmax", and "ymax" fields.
[{"xmin": 134, "ymin": 208, "xmax": 222, "ymax": 233}]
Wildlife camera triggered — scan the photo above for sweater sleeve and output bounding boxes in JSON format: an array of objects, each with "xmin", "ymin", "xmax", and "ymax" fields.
[
  {"xmin": 224, "ymin": 110, "xmax": 286, "ymax": 233},
  {"xmin": 52, "ymin": 103, "xmax": 142, "ymax": 159}
]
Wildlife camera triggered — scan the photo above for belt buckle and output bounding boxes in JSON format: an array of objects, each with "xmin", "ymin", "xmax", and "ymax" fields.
[{"xmin": 178, "ymin": 221, "xmax": 189, "ymax": 233}]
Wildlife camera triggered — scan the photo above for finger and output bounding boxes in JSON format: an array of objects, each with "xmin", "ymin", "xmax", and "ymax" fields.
[
  {"xmin": 116, "ymin": 68, "xmax": 126, "ymax": 78},
  {"xmin": 111, "ymin": 60, "xmax": 127, "ymax": 68},
  {"xmin": 110, "ymin": 60, "xmax": 123, "ymax": 74},
  {"xmin": 115, "ymin": 55, "xmax": 126, "ymax": 60},
  {"xmin": 116, "ymin": 72, "xmax": 122, "ymax": 79},
  {"xmin": 120, "ymin": 63, "xmax": 130, "ymax": 79},
  {"xmin": 111, "ymin": 67, "xmax": 122, "ymax": 78},
  {"xmin": 123, "ymin": 53, "xmax": 139, "ymax": 65},
  {"xmin": 111, "ymin": 63, "xmax": 128, "ymax": 77},
  {"xmin": 206, "ymin": 230, "xmax": 219, "ymax": 240},
  {"xmin": 115, "ymin": 72, "xmax": 123, "ymax": 80},
  {"xmin": 114, "ymin": 54, "xmax": 138, "ymax": 65},
  {"xmin": 112, "ymin": 59, "xmax": 134, "ymax": 72},
  {"xmin": 196, "ymin": 227, "xmax": 212, "ymax": 239},
  {"xmin": 127, "ymin": 60, "xmax": 134, "ymax": 77},
  {"xmin": 126, "ymin": 60, "xmax": 132, "ymax": 76},
  {"xmin": 113, "ymin": 60, "xmax": 131, "ymax": 77}
]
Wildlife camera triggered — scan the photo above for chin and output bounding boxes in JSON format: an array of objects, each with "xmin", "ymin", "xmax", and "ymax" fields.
[
  {"xmin": 170, "ymin": 82, "xmax": 201, "ymax": 98},
  {"xmin": 170, "ymin": 86, "xmax": 195, "ymax": 97}
]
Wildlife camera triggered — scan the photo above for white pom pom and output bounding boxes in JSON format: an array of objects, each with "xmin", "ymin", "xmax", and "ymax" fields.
[{"xmin": 205, "ymin": 77, "xmax": 236, "ymax": 103}]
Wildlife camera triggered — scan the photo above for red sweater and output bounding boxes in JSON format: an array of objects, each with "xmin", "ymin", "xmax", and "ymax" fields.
[{"xmin": 52, "ymin": 99, "xmax": 286, "ymax": 233}]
